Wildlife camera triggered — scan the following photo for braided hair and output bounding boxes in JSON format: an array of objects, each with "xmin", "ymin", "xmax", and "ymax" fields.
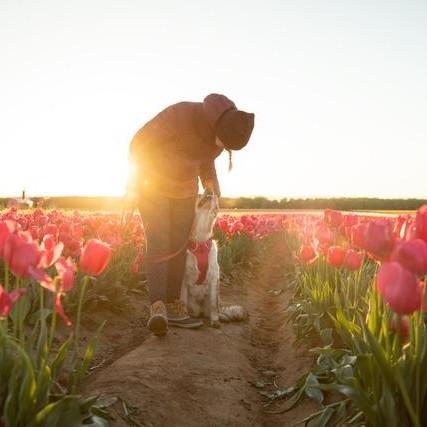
[{"xmin": 227, "ymin": 149, "xmax": 233, "ymax": 172}]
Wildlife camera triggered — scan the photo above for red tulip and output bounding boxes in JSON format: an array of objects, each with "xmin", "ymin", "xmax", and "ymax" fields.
[
  {"xmin": 55, "ymin": 257, "xmax": 76, "ymax": 293},
  {"xmin": 363, "ymin": 219, "xmax": 395, "ymax": 260},
  {"xmin": 80, "ymin": 239, "xmax": 112, "ymax": 276},
  {"xmin": 298, "ymin": 244, "xmax": 318, "ymax": 264},
  {"xmin": 391, "ymin": 239, "xmax": 427, "ymax": 275},
  {"xmin": 39, "ymin": 235, "xmax": 64, "ymax": 269},
  {"xmin": 0, "ymin": 220, "xmax": 16, "ymax": 258},
  {"xmin": 394, "ymin": 215, "xmax": 409, "ymax": 239},
  {"xmin": 343, "ymin": 249, "xmax": 364, "ymax": 271},
  {"xmin": 232, "ymin": 221, "xmax": 244, "ymax": 234},
  {"xmin": 377, "ymin": 262, "xmax": 421, "ymax": 315},
  {"xmin": 327, "ymin": 246, "xmax": 346, "ymax": 267},
  {"xmin": 44, "ymin": 223, "xmax": 58, "ymax": 236},
  {"xmin": 3, "ymin": 232, "xmax": 43, "ymax": 278},
  {"xmin": 344, "ymin": 214, "xmax": 358, "ymax": 227},
  {"xmin": 324, "ymin": 209, "xmax": 343, "ymax": 228},
  {"xmin": 63, "ymin": 238, "xmax": 81, "ymax": 259},
  {"xmin": 416, "ymin": 205, "xmax": 427, "ymax": 243},
  {"xmin": 351, "ymin": 222, "xmax": 367, "ymax": 249},
  {"xmin": 316, "ymin": 224, "xmax": 334, "ymax": 246},
  {"xmin": 29, "ymin": 225, "xmax": 40, "ymax": 241},
  {"xmin": 0, "ymin": 285, "xmax": 26, "ymax": 318},
  {"xmin": 55, "ymin": 293, "xmax": 72, "ymax": 326}
]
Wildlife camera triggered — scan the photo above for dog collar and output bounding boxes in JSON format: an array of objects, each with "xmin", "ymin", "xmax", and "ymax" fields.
[{"xmin": 188, "ymin": 239, "xmax": 213, "ymax": 284}]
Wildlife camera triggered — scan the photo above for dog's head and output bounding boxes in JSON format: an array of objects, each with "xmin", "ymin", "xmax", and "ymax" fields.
[{"xmin": 193, "ymin": 192, "xmax": 219, "ymax": 239}]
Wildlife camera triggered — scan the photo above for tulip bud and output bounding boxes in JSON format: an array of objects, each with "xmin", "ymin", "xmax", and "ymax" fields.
[
  {"xmin": 298, "ymin": 244, "xmax": 318, "ymax": 264},
  {"xmin": 416, "ymin": 205, "xmax": 427, "ymax": 243},
  {"xmin": 343, "ymin": 249, "xmax": 363, "ymax": 271},
  {"xmin": 363, "ymin": 219, "xmax": 395, "ymax": 261},
  {"xmin": 80, "ymin": 239, "xmax": 112, "ymax": 276},
  {"xmin": 391, "ymin": 239, "xmax": 427, "ymax": 275},
  {"xmin": 327, "ymin": 246, "xmax": 346, "ymax": 267},
  {"xmin": 377, "ymin": 262, "xmax": 421, "ymax": 315}
]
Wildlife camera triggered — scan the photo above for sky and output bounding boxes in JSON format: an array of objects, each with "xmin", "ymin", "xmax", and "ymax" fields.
[{"xmin": 1, "ymin": 0, "xmax": 426, "ymax": 199}]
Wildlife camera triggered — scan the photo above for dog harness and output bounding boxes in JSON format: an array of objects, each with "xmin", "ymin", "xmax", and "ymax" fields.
[{"xmin": 188, "ymin": 239, "xmax": 213, "ymax": 284}]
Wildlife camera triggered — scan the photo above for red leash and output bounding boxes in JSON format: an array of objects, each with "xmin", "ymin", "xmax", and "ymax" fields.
[{"xmin": 141, "ymin": 217, "xmax": 197, "ymax": 264}]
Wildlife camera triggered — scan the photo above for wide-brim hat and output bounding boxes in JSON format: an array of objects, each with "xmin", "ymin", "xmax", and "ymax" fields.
[{"xmin": 216, "ymin": 109, "xmax": 255, "ymax": 151}]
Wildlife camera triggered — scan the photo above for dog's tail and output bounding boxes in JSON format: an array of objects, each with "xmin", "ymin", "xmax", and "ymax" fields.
[{"xmin": 220, "ymin": 305, "xmax": 248, "ymax": 322}]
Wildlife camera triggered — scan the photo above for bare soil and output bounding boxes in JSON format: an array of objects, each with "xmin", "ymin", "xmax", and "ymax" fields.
[{"xmin": 81, "ymin": 243, "xmax": 318, "ymax": 427}]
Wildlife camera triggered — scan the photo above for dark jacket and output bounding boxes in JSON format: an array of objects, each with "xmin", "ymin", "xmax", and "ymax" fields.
[{"xmin": 129, "ymin": 94, "xmax": 235, "ymax": 199}]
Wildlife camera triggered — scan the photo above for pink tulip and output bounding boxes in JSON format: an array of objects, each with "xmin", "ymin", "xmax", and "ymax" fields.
[
  {"xmin": 0, "ymin": 220, "xmax": 16, "ymax": 258},
  {"xmin": 55, "ymin": 257, "xmax": 76, "ymax": 293},
  {"xmin": 324, "ymin": 209, "xmax": 343, "ymax": 228},
  {"xmin": 363, "ymin": 219, "xmax": 395, "ymax": 260},
  {"xmin": 344, "ymin": 214, "xmax": 358, "ymax": 227},
  {"xmin": 39, "ymin": 235, "xmax": 64, "ymax": 269},
  {"xmin": 55, "ymin": 293, "xmax": 72, "ymax": 326},
  {"xmin": 80, "ymin": 239, "xmax": 112, "ymax": 276},
  {"xmin": 351, "ymin": 222, "xmax": 367, "ymax": 249},
  {"xmin": 416, "ymin": 205, "xmax": 427, "ymax": 243},
  {"xmin": 391, "ymin": 239, "xmax": 427, "ymax": 275},
  {"xmin": 3, "ymin": 232, "xmax": 43, "ymax": 278},
  {"xmin": 316, "ymin": 224, "xmax": 334, "ymax": 246},
  {"xmin": 63, "ymin": 238, "xmax": 81, "ymax": 259},
  {"xmin": 343, "ymin": 249, "xmax": 364, "ymax": 271},
  {"xmin": 298, "ymin": 244, "xmax": 318, "ymax": 264},
  {"xmin": 327, "ymin": 246, "xmax": 346, "ymax": 267},
  {"xmin": 0, "ymin": 285, "xmax": 26, "ymax": 318},
  {"xmin": 44, "ymin": 223, "xmax": 58, "ymax": 236},
  {"xmin": 377, "ymin": 262, "xmax": 421, "ymax": 315},
  {"xmin": 394, "ymin": 215, "xmax": 409, "ymax": 239}
]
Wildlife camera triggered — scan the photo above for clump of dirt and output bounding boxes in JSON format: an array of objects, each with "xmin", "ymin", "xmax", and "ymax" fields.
[{"xmin": 81, "ymin": 242, "xmax": 318, "ymax": 426}]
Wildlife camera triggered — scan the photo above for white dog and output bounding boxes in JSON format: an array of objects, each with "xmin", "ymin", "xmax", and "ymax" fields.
[{"xmin": 180, "ymin": 193, "xmax": 247, "ymax": 327}]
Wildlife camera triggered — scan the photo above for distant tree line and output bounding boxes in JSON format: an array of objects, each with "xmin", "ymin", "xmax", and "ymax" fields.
[
  {"xmin": 220, "ymin": 197, "xmax": 427, "ymax": 211},
  {"xmin": 1, "ymin": 196, "xmax": 426, "ymax": 211}
]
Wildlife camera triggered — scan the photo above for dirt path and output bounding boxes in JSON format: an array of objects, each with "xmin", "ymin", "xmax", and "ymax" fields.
[{"xmin": 83, "ymin": 246, "xmax": 317, "ymax": 426}]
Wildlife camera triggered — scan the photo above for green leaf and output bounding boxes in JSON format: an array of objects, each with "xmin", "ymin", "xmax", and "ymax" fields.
[
  {"xmin": 51, "ymin": 336, "xmax": 72, "ymax": 380},
  {"xmin": 83, "ymin": 415, "xmax": 110, "ymax": 427},
  {"xmin": 72, "ymin": 321, "xmax": 106, "ymax": 392},
  {"xmin": 319, "ymin": 328, "xmax": 334, "ymax": 346},
  {"xmin": 304, "ymin": 372, "xmax": 324, "ymax": 405},
  {"xmin": 30, "ymin": 396, "xmax": 82, "ymax": 427},
  {"xmin": 317, "ymin": 406, "xmax": 334, "ymax": 427}
]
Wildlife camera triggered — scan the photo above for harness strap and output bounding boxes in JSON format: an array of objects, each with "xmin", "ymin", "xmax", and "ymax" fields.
[{"xmin": 188, "ymin": 239, "xmax": 213, "ymax": 284}]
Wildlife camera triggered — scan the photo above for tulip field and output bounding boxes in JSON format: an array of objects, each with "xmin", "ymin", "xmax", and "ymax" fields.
[{"xmin": 1, "ymin": 205, "xmax": 427, "ymax": 426}]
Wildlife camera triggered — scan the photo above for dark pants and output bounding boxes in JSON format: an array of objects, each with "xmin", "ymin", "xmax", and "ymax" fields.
[{"xmin": 139, "ymin": 192, "xmax": 196, "ymax": 303}]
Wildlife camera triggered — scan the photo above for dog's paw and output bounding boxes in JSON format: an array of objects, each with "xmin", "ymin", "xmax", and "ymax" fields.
[
  {"xmin": 219, "ymin": 312, "xmax": 231, "ymax": 323},
  {"xmin": 210, "ymin": 319, "xmax": 221, "ymax": 328}
]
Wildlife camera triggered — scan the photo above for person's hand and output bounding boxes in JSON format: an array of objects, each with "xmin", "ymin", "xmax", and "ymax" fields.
[{"xmin": 202, "ymin": 179, "xmax": 221, "ymax": 198}]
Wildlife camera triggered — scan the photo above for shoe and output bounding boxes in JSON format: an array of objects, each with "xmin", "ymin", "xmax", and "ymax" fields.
[
  {"xmin": 147, "ymin": 300, "xmax": 168, "ymax": 336},
  {"xmin": 166, "ymin": 300, "xmax": 204, "ymax": 329}
]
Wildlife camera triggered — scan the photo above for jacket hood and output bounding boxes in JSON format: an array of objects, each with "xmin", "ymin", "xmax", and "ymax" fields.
[{"xmin": 202, "ymin": 94, "xmax": 236, "ymax": 128}]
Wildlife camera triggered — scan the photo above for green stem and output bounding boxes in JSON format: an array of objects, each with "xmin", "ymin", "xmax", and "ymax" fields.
[
  {"xmin": 48, "ymin": 300, "xmax": 57, "ymax": 351},
  {"xmin": 74, "ymin": 276, "xmax": 90, "ymax": 356},
  {"xmin": 4, "ymin": 264, "xmax": 9, "ymax": 332},
  {"xmin": 13, "ymin": 278, "xmax": 21, "ymax": 340},
  {"xmin": 395, "ymin": 368, "xmax": 421, "ymax": 427},
  {"xmin": 4, "ymin": 264, "xmax": 9, "ymax": 292},
  {"xmin": 415, "ymin": 278, "xmax": 427, "ymax": 415}
]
